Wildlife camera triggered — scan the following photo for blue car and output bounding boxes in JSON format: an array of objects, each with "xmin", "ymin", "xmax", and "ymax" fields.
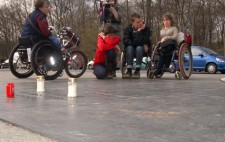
[{"xmin": 191, "ymin": 46, "xmax": 225, "ymax": 74}]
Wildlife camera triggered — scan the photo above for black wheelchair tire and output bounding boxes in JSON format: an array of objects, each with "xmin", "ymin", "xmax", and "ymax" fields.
[
  {"xmin": 9, "ymin": 44, "xmax": 34, "ymax": 78},
  {"xmin": 31, "ymin": 40, "xmax": 63, "ymax": 80},
  {"xmin": 64, "ymin": 50, "xmax": 87, "ymax": 78}
]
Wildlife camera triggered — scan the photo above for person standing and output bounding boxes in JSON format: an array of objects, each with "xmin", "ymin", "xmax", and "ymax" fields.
[{"xmin": 123, "ymin": 12, "xmax": 151, "ymax": 79}]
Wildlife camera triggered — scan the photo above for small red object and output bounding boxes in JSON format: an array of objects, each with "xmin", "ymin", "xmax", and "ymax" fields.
[{"xmin": 6, "ymin": 83, "xmax": 15, "ymax": 98}]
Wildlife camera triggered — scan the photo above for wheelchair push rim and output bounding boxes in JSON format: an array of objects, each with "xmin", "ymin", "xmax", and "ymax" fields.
[
  {"xmin": 31, "ymin": 40, "xmax": 63, "ymax": 80},
  {"xmin": 178, "ymin": 43, "xmax": 193, "ymax": 79},
  {"xmin": 9, "ymin": 44, "xmax": 34, "ymax": 78},
  {"xmin": 147, "ymin": 45, "xmax": 164, "ymax": 79}
]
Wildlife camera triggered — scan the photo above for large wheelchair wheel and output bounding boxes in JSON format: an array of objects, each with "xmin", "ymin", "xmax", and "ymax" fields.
[
  {"xmin": 31, "ymin": 40, "xmax": 63, "ymax": 80},
  {"xmin": 9, "ymin": 44, "xmax": 34, "ymax": 78},
  {"xmin": 178, "ymin": 43, "xmax": 193, "ymax": 79},
  {"xmin": 147, "ymin": 46, "xmax": 164, "ymax": 79},
  {"xmin": 120, "ymin": 51, "xmax": 127, "ymax": 77},
  {"xmin": 64, "ymin": 50, "xmax": 87, "ymax": 78}
]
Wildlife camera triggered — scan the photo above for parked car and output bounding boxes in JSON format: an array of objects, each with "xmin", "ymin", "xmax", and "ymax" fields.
[
  {"xmin": 1, "ymin": 52, "xmax": 19, "ymax": 69},
  {"xmin": 87, "ymin": 60, "xmax": 94, "ymax": 70},
  {"xmin": 191, "ymin": 46, "xmax": 225, "ymax": 74},
  {"xmin": 1, "ymin": 59, "xmax": 9, "ymax": 69}
]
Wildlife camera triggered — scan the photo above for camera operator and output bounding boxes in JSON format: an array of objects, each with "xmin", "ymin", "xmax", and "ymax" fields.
[
  {"xmin": 99, "ymin": 0, "xmax": 122, "ymax": 36},
  {"xmin": 98, "ymin": 0, "xmax": 122, "ymax": 77}
]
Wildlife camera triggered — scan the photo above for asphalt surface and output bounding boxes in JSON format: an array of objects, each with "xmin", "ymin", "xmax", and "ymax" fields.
[{"xmin": 0, "ymin": 69, "xmax": 225, "ymax": 142}]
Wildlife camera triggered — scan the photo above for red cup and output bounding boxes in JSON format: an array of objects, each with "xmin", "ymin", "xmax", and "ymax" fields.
[{"xmin": 6, "ymin": 83, "xmax": 15, "ymax": 98}]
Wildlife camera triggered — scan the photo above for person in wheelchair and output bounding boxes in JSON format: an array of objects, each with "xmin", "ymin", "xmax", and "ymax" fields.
[
  {"xmin": 153, "ymin": 13, "xmax": 178, "ymax": 75},
  {"xmin": 123, "ymin": 12, "xmax": 151, "ymax": 78},
  {"xmin": 20, "ymin": 0, "xmax": 60, "ymax": 48},
  {"xmin": 93, "ymin": 25, "xmax": 121, "ymax": 79}
]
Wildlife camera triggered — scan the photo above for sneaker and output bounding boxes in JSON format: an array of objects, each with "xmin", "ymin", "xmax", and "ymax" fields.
[
  {"xmin": 132, "ymin": 70, "xmax": 140, "ymax": 79},
  {"xmin": 122, "ymin": 70, "xmax": 132, "ymax": 79}
]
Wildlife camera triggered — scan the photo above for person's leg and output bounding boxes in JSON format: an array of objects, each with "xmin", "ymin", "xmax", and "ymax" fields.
[
  {"xmin": 48, "ymin": 35, "xmax": 61, "ymax": 49},
  {"xmin": 164, "ymin": 45, "xmax": 176, "ymax": 67},
  {"xmin": 133, "ymin": 46, "xmax": 144, "ymax": 78},
  {"xmin": 124, "ymin": 46, "xmax": 134, "ymax": 78},
  {"xmin": 106, "ymin": 49, "xmax": 117, "ymax": 78},
  {"xmin": 154, "ymin": 48, "xmax": 167, "ymax": 75},
  {"xmin": 93, "ymin": 64, "xmax": 107, "ymax": 79},
  {"xmin": 135, "ymin": 46, "xmax": 144, "ymax": 70},
  {"xmin": 154, "ymin": 45, "xmax": 176, "ymax": 75}
]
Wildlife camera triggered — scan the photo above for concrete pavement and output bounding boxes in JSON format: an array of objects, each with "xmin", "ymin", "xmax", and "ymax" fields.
[{"xmin": 0, "ymin": 69, "xmax": 225, "ymax": 142}]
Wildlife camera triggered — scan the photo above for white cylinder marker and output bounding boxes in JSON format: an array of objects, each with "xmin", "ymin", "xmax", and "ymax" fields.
[
  {"xmin": 37, "ymin": 76, "xmax": 45, "ymax": 92},
  {"xmin": 68, "ymin": 78, "xmax": 77, "ymax": 97}
]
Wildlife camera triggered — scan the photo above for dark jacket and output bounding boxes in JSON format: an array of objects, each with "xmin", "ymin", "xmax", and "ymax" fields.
[
  {"xmin": 123, "ymin": 24, "xmax": 151, "ymax": 48},
  {"xmin": 21, "ymin": 10, "xmax": 50, "ymax": 38}
]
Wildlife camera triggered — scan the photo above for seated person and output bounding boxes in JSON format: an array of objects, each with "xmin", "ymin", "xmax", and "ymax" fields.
[
  {"xmin": 93, "ymin": 25, "xmax": 121, "ymax": 79},
  {"xmin": 153, "ymin": 13, "xmax": 178, "ymax": 75},
  {"xmin": 123, "ymin": 12, "xmax": 151, "ymax": 78},
  {"xmin": 20, "ymin": 0, "xmax": 60, "ymax": 48}
]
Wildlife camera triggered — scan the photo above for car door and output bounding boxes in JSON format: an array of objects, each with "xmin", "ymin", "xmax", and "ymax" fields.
[{"xmin": 191, "ymin": 47, "xmax": 206, "ymax": 70}]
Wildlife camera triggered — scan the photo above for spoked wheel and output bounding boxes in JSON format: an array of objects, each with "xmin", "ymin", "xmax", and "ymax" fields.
[
  {"xmin": 9, "ymin": 44, "xmax": 34, "ymax": 78},
  {"xmin": 178, "ymin": 43, "xmax": 193, "ymax": 79},
  {"xmin": 64, "ymin": 50, "xmax": 87, "ymax": 78},
  {"xmin": 147, "ymin": 46, "xmax": 164, "ymax": 79},
  {"xmin": 31, "ymin": 40, "xmax": 63, "ymax": 80},
  {"xmin": 120, "ymin": 51, "xmax": 127, "ymax": 78}
]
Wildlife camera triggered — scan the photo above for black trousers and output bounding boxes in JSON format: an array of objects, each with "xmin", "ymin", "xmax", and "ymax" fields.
[{"xmin": 156, "ymin": 45, "xmax": 175, "ymax": 72}]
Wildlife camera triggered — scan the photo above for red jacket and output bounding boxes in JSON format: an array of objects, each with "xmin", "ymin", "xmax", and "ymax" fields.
[{"xmin": 94, "ymin": 35, "xmax": 121, "ymax": 66}]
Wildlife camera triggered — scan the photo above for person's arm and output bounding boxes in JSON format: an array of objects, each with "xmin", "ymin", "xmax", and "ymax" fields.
[
  {"xmin": 97, "ymin": 36, "xmax": 120, "ymax": 51},
  {"xmin": 109, "ymin": 6, "xmax": 119, "ymax": 21},
  {"xmin": 36, "ymin": 14, "xmax": 51, "ymax": 37}
]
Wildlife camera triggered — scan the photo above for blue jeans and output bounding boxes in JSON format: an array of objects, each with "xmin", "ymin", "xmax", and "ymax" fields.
[
  {"xmin": 49, "ymin": 35, "xmax": 61, "ymax": 49},
  {"xmin": 126, "ymin": 46, "xmax": 144, "ymax": 69},
  {"xmin": 94, "ymin": 49, "xmax": 116, "ymax": 79}
]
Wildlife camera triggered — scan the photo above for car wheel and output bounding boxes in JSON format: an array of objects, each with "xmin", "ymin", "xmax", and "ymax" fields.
[
  {"xmin": 220, "ymin": 71, "xmax": 225, "ymax": 74},
  {"xmin": 206, "ymin": 63, "xmax": 217, "ymax": 74}
]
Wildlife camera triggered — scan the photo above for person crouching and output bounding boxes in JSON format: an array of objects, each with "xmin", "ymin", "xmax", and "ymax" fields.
[{"xmin": 93, "ymin": 25, "xmax": 121, "ymax": 79}]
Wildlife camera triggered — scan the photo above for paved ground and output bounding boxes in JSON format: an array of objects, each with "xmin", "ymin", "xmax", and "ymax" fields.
[{"xmin": 0, "ymin": 69, "xmax": 225, "ymax": 142}]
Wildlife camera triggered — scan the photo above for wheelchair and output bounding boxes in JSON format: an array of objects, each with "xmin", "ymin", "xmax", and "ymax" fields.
[
  {"xmin": 120, "ymin": 48, "xmax": 151, "ymax": 78},
  {"xmin": 9, "ymin": 38, "xmax": 64, "ymax": 80},
  {"xmin": 9, "ymin": 27, "xmax": 87, "ymax": 80},
  {"xmin": 146, "ymin": 39, "xmax": 193, "ymax": 80}
]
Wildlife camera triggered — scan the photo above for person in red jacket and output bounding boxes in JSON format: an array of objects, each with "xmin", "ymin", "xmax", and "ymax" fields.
[{"xmin": 94, "ymin": 25, "xmax": 121, "ymax": 79}]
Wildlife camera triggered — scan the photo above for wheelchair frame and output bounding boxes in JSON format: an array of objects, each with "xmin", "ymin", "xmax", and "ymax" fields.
[
  {"xmin": 9, "ymin": 27, "xmax": 88, "ymax": 80},
  {"xmin": 147, "ymin": 42, "xmax": 193, "ymax": 80}
]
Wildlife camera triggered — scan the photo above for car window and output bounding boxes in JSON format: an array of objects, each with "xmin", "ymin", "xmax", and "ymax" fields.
[
  {"xmin": 192, "ymin": 48, "xmax": 204, "ymax": 56},
  {"xmin": 202, "ymin": 47, "xmax": 220, "ymax": 56}
]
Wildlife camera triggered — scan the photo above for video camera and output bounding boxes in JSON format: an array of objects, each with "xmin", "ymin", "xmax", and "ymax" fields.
[{"xmin": 100, "ymin": 0, "xmax": 115, "ymax": 8}]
